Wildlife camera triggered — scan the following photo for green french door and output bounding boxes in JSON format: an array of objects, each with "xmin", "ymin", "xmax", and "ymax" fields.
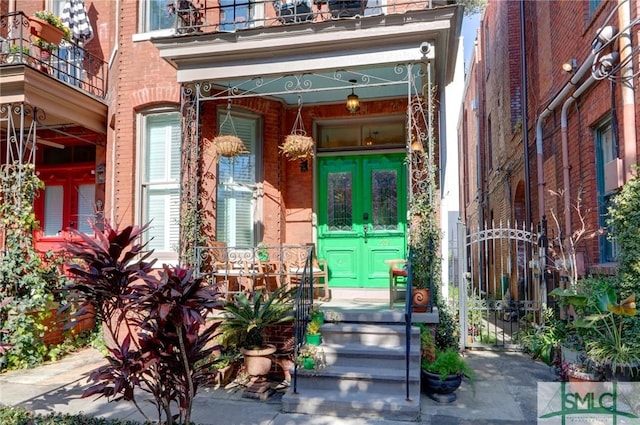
[{"xmin": 318, "ymin": 154, "xmax": 407, "ymax": 288}]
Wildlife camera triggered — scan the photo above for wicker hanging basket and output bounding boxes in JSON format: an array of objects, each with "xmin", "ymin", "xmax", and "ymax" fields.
[
  {"xmin": 213, "ymin": 99, "xmax": 248, "ymax": 158},
  {"xmin": 213, "ymin": 135, "xmax": 249, "ymax": 158},
  {"xmin": 281, "ymin": 134, "xmax": 315, "ymax": 160},
  {"xmin": 281, "ymin": 96, "xmax": 315, "ymax": 160}
]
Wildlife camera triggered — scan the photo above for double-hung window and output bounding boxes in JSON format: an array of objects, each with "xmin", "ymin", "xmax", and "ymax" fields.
[
  {"xmin": 140, "ymin": 0, "xmax": 176, "ymax": 33},
  {"xmin": 595, "ymin": 119, "xmax": 619, "ymax": 263},
  {"xmin": 216, "ymin": 111, "xmax": 261, "ymax": 247},
  {"xmin": 140, "ymin": 111, "xmax": 181, "ymax": 260}
]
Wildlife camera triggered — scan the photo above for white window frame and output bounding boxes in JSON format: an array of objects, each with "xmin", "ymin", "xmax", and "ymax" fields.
[
  {"xmin": 137, "ymin": 108, "xmax": 181, "ymax": 264},
  {"xmin": 136, "ymin": 0, "xmax": 177, "ymax": 37},
  {"xmin": 216, "ymin": 109, "xmax": 262, "ymax": 247}
]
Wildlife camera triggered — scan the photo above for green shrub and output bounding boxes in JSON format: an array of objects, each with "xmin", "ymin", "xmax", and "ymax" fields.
[
  {"xmin": 0, "ymin": 405, "xmax": 141, "ymax": 425},
  {"xmin": 607, "ymin": 167, "xmax": 640, "ymax": 298},
  {"xmin": 421, "ymin": 348, "xmax": 474, "ymax": 381}
]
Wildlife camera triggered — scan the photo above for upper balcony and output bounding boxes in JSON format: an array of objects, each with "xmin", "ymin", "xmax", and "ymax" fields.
[
  {"xmin": 165, "ymin": 0, "xmax": 455, "ymax": 35},
  {"xmin": 0, "ymin": 11, "xmax": 107, "ymax": 100},
  {"xmin": 0, "ymin": 11, "xmax": 108, "ymax": 143}
]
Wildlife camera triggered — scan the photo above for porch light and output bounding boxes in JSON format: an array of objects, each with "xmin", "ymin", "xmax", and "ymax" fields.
[
  {"xmin": 346, "ymin": 79, "xmax": 360, "ymax": 114},
  {"xmin": 562, "ymin": 59, "xmax": 577, "ymax": 73}
]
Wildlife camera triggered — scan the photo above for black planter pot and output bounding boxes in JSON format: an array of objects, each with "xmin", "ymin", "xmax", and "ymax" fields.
[
  {"xmin": 603, "ymin": 363, "xmax": 640, "ymax": 382},
  {"xmin": 421, "ymin": 370, "xmax": 463, "ymax": 403}
]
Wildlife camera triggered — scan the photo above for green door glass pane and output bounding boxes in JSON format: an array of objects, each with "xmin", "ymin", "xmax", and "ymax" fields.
[
  {"xmin": 328, "ymin": 172, "xmax": 352, "ymax": 231},
  {"xmin": 371, "ymin": 170, "xmax": 397, "ymax": 230}
]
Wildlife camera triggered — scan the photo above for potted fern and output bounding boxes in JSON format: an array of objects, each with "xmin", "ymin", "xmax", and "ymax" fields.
[{"xmin": 221, "ymin": 287, "xmax": 294, "ymax": 377}]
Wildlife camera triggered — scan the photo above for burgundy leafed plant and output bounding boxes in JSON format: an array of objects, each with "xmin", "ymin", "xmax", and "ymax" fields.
[{"xmin": 64, "ymin": 222, "xmax": 224, "ymax": 425}]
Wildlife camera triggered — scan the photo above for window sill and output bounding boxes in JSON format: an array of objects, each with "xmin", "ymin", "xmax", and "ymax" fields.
[{"xmin": 132, "ymin": 28, "xmax": 176, "ymax": 43}]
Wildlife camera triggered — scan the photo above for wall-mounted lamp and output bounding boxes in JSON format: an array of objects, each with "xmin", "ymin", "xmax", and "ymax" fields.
[
  {"xmin": 346, "ymin": 79, "xmax": 360, "ymax": 114},
  {"xmin": 562, "ymin": 58, "xmax": 577, "ymax": 73},
  {"xmin": 364, "ymin": 130, "xmax": 377, "ymax": 146},
  {"xmin": 95, "ymin": 163, "xmax": 106, "ymax": 184}
]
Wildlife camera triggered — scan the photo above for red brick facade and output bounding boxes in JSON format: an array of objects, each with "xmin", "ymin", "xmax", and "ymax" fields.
[{"xmin": 460, "ymin": 0, "xmax": 640, "ymax": 279}]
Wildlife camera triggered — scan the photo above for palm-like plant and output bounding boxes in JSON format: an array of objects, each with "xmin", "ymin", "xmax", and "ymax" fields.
[
  {"xmin": 221, "ymin": 287, "xmax": 294, "ymax": 349},
  {"xmin": 576, "ymin": 287, "xmax": 640, "ymax": 374}
]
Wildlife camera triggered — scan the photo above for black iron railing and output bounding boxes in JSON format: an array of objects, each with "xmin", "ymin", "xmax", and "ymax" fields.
[
  {"xmin": 0, "ymin": 12, "xmax": 107, "ymax": 99},
  {"xmin": 404, "ymin": 254, "xmax": 413, "ymax": 401},
  {"xmin": 168, "ymin": 0, "xmax": 454, "ymax": 34},
  {"xmin": 291, "ymin": 245, "xmax": 314, "ymax": 393}
]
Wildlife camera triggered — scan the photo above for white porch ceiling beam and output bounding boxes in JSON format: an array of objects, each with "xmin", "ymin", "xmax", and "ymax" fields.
[{"xmin": 176, "ymin": 45, "xmax": 434, "ymax": 83}]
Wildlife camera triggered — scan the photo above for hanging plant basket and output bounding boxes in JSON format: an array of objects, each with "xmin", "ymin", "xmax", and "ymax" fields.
[
  {"xmin": 281, "ymin": 96, "xmax": 315, "ymax": 160},
  {"xmin": 213, "ymin": 135, "xmax": 248, "ymax": 158},
  {"xmin": 281, "ymin": 134, "xmax": 315, "ymax": 160}
]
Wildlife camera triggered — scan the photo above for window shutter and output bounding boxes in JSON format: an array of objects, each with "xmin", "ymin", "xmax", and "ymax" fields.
[
  {"xmin": 216, "ymin": 114, "xmax": 258, "ymax": 246},
  {"xmin": 77, "ymin": 184, "xmax": 95, "ymax": 233},
  {"xmin": 44, "ymin": 185, "xmax": 64, "ymax": 236},
  {"xmin": 142, "ymin": 112, "xmax": 181, "ymax": 255}
]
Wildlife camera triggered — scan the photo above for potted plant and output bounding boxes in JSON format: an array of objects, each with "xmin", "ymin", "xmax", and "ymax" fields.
[
  {"xmin": 308, "ymin": 304, "xmax": 324, "ymax": 325},
  {"xmin": 30, "ymin": 11, "xmax": 71, "ymax": 46},
  {"xmin": 576, "ymin": 287, "xmax": 640, "ymax": 381},
  {"xmin": 256, "ymin": 242, "xmax": 269, "ymax": 261},
  {"xmin": 551, "ymin": 277, "xmax": 640, "ymax": 381},
  {"xmin": 220, "ymin": 287, "xmax": 294, "ymax": 377},
  {"xmin": 421, "ymin": 348, "xmax": 474, "ymax": 403},
  {"xmin": 296, "ymin": 344, "xmax": 326, "ymax": 371},
  {"xmin": 419, "ymin": 324, "xmax": 472, "ymax": 403},
  {"xmin": 305, "ymin": 316, "xmax": 322, "ymax": 346},
  {"xmin": 5, "ymin": 45, "xmax": 31, "ymax": 65}
]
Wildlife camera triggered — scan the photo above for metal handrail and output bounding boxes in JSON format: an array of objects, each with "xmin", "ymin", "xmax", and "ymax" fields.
[
  {"xmin": 291, "ymin": 245, "xmax": 314, "ymax": 393},
  {"xmin": 404, "ymin": 252, "xmax": 413, "ymax": 401}
]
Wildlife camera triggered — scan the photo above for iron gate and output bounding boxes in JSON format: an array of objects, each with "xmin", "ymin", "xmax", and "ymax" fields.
[{"xmin": 457, "ymin": 220, "xmax": 545, "ymax": 349}]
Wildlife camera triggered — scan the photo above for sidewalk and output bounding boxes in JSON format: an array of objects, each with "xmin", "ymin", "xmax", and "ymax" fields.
[{"xmin": 0, "ymin": 347, "xmax": 555, "ymax": 425}]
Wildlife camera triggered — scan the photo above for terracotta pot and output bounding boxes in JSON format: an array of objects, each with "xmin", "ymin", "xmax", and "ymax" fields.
[
  {"xmin": 412, "ymin": 288, "xmax": 430, "ymax": 313},
  {"xmin": 567, "ymin": 369, "xmax": 600, "ymax": 396},
  {"xmin": 30, "ymin": 17, "xmax": 64, "ymax": 45},
  {"xmin": 241, "ymin": 344, "xmax": 276, "ymax": 377}
]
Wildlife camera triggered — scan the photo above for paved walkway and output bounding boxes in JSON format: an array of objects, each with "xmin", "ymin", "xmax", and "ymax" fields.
[{"xmin": 0, "ymin": 347, "xmax": 555, "ymax": 424}]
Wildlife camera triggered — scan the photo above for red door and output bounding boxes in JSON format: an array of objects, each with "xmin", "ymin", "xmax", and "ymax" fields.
[{"xmin": 34, "ymin": 164, "xmax": 96, "ymax": 252}]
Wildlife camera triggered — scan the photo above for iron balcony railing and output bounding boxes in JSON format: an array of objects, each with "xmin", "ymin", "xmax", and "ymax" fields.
[
  {"xmin": 0, "ymin": 11, "xmax": 107, "ymax": 99},
  {"xmin": 168, "ymin": 0, "xmax": 454, "ymax": 34}
]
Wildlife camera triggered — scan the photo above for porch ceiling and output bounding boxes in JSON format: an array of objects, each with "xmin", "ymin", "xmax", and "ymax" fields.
[{"xmin": 152, "ymin": 6, "xmax": 463, "ymax": 105}]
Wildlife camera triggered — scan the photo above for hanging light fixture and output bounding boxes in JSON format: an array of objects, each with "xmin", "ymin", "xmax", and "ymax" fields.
[{"xmin": 346, "ymin": 79, "xmax": 360, "ymax": 114}]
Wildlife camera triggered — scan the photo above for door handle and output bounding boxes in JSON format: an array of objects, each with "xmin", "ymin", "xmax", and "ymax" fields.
[{"xmin": 363, "ymin": 212, "xmax": 369, "ymax": 244}]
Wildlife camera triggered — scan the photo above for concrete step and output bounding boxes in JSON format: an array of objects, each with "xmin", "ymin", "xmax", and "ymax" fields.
[
  {"xmin": 282, "ymin": 388, "xmax": 421, "ymax": 421},
  {"xmin": 285, "ymin": 321, "xmax": 422, "ymax": 421},
  {"xmin": 322, "ymin": 343, "xmax": 421, "ymax": 369},
  {"xmin": 294, "ymin": 364, "xmax": 420, "ymax": 394},
  {"xmin": 320, "ymin": 323, "xmax": 420, "ymax": 347}
]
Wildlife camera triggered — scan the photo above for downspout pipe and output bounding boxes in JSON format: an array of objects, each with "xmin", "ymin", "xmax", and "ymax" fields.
[
  {"xmin": 535, "ymin": 53, "xmax": 595, "ymax": 218},
  {"xmin": 560, "ymin": 75, "xmax": 597, "ymax": 240},
  {"xmin": 618, "ymin": 0, "xmax": 637, "ymax": 180}
]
